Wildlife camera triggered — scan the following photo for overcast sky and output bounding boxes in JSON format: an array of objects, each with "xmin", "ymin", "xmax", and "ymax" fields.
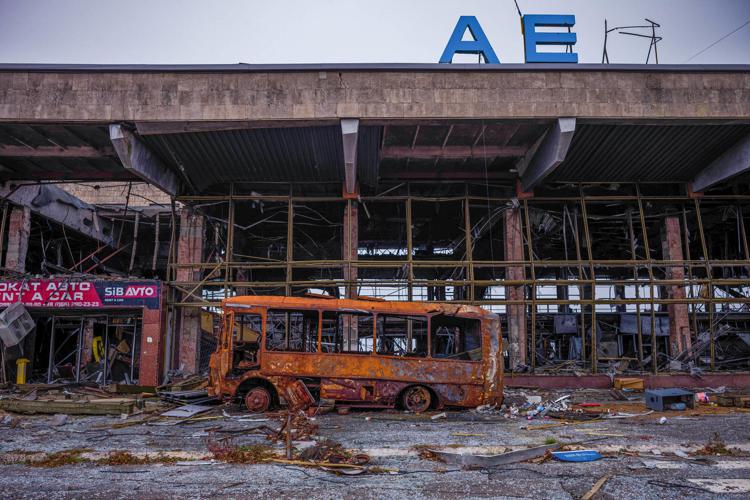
[{"xmin": 0, "ymin": 0, "xmax": 749, "ymax": 65}]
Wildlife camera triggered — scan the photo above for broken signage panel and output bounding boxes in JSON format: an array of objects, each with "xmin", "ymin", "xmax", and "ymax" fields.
[{"xmin": 0, "ymin": 279, "xmax": 161, "ymax": 309}]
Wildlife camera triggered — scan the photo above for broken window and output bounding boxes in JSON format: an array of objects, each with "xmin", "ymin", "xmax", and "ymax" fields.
[
  {"xmin": 321, "ymin": 311, "xmax": 373, "ymax": 354},
  {"xmin": 233, "ymin": 313, "xmax": 262, "ymax": 366},
  {"xmin": 265, "ymin": 309, "xmax": 319, "ymax": 353},
  {"xmin": 376, "ymin": 315, "xmax": 428, "ymax": 357},
  {"xmin": 431, "ymin": 315, "xmax": 482, "ymax": 361}
]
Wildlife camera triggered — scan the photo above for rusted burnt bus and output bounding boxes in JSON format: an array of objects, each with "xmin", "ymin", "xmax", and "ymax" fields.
[{"xmin": 208, "ymin": 296, "xmax": 503, "ymax": 412}]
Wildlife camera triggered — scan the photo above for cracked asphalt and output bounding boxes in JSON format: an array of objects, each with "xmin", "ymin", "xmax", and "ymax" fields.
[{"xmin": 1, "ymin": 401, "xmax": 750, "ymax": 499}]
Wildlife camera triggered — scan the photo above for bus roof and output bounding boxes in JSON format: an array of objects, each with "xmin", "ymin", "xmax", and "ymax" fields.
[{"xmin": 222, "ymin": 295, "xmax": 496, "ymax": 319}]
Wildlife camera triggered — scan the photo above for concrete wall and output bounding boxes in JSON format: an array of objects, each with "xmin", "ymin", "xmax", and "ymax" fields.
[
  {"xmin": 0, "ymin": 69, "xmax": 749, "ymax": 122},
  {"xmin": 60, "ymin": 182, "xmax": 171, "ymax": 206}
]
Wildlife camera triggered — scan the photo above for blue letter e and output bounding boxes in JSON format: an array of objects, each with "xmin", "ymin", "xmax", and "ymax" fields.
[
  {"xmin": 523, "ymin": 14, "xmax": 578, "ymax": 63},
  {"xmin": 439, "ymin": 16, "xmax": 500, "ymax": 64}
]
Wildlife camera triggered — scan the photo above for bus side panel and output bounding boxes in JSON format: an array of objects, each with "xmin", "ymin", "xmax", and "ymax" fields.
[
  {"xmin": 262, "ymin": 352, "xmax": 485, "ymax": 407},
  {"xmin": 317, "ymin": 379, "xmax": 483, "ymax": 408}
]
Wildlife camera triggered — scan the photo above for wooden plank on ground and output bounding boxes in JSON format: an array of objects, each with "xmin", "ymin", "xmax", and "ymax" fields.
[{"xmin": 0, "ymin": 398, "xmax": 135, "ymax": 415}]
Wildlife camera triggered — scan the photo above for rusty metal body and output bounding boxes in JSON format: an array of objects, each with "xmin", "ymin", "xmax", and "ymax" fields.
[{"xmin": 208, "ymin": 296, "xmax": 503, "ymax": 410}]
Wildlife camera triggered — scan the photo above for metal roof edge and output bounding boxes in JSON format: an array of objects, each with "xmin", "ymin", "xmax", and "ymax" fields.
[{"xmin": 0, "ymin": 63, "xmax": 749, "ymax": 73}]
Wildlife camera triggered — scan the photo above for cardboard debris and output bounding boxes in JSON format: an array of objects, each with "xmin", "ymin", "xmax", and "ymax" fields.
[
  {"xmin": 161, "ymin": 404, "xmax": 215, "ymax": 418},
  {"xmin": 613, "ymin": 377, "xmax": 644, "ymax": 390},
  {"xmin": 0, "ymin": 398, "xmax": 136, "ymax": 415}
]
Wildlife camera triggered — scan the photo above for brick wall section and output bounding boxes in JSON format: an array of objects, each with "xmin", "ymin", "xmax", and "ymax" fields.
[
  {"xmin": 60, "ymin": 182, "xmax": 171, "ymax": 207},
  {"xmin": 661, "ymin": 216, "xmax": 691, "ymax": 355},
  {"xmin": 5, "ymin": 205, "xmax": 31, "ymax": 273},
  {"xmin": 139, "ymin": 287, "xmax": 167, "ymax": 386},
  {"xmin": 0, "ymin": 70, "xmax": 748, "ymax": 121},
  {"xmin": 176, "ymin": 208, "xmax": 205, "ymax": 374},
  {"xmin": 504, "ymin": 208, "xmax": 527, "ymax": 368}
]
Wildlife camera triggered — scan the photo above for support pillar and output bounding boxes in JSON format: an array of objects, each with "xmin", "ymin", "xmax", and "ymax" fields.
[
  {"xmin": 661, "ymin": 216, "xmax": 691, "ymax": 355},
  {"xmin": 342, "ymin": 200, "xmax": 358, "ymax": 350},
  {"xmin": 504, "ymin": 208, "xmax": 527, "ymax": 368},
  {"xmin": 343, "ymin": 200, "xmax": 358, "ymax": 299},
  {"xmin": 139, "ymin": 286, "xmax": 167, "ymax": 386},
  {"xmin": 5, "ymin": 205, "xmax": 31, "ymax": 273},
  {"xmin": 176, "ymin": 208, "xmax": 205, "ymax": 374}
]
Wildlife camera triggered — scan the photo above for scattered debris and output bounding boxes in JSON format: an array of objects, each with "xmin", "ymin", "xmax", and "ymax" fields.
[
  {"xmin": 430, "ymin": 412, "xmax": 447, "ymax": 420},
  {"xmin": 0, "ymin": 398, "xmax": 136, "ymax": 416},
  {"xmin": 205, "ymin": 436, "xmax": 275, "ymax": 464},
  {"xmin": 645, "ymin": 389, "xmax": 695, "ymax": 411},
  {"xmin": 714, "ymin": 392, "xmax": 750, "ymax": 408},
  {"xmin": 581, "ymin": 473, "xmax": 613, "ymax": 500},
  {"xmin": 603, "ymin": 410, "xmax": 654, "ymax": 419},
  {"xmin": 429, "ymin": 443, "xmax": 560, "ymax": 468},
  {"xmin": 29, "ymin": 449, "xmax": 89, "ymax": 468},
  {"xmin": 686, "ymin": 479, "xmax": 750, "ymax": 494},
  {"xmin": 298, "ymin": 438, "xmax": 369, "ymax": 466},
  {"xmin": 412, "ymin": 445, "xmax": 444, "ymax": 462},
  {"xmin": 692, "ymin": 432, "xmax": 744, "ymax": 456},
  {"xmin": 96, "ymin": 451, "xmax": 180, "ymax": 466},
  {"xmin": 161, "ymin": 404, "xmax": 215, "ymax": 418},
  {"xmin": 613, "ymin": 378, "xmax": 644, "ymax": 390},
  {"xmin": 551, "ymin": 450, "xmax": 602, "ymax": 462},
  {"xmin": 49, "ymin": 413, "xmax": 68, "ymax": 426}
]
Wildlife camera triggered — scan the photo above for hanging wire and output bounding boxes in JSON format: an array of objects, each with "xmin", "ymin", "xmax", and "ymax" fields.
[
  {"xmin": 513, "ymin": 0, "xmax": 523, "ymax": 18},
  {"xmin": 684, "ymin": 19, "xmax": 750, "ymax": 63}
]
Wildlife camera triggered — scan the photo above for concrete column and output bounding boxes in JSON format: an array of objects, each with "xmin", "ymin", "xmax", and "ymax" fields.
[
  {"xmin": 661, "ymin": 216, "xmax": 691, "ymax": 355},
  {"xmin": 5, "ymin": 206, "xmax": 31, "ymax": 273},
  {"xmin": 176, "ymin": 209, "xmax": 205, "ymax": 374},
  {"xmin": 504, "ymin": 208, "xmax": 527, "ymax": 368},
  {"xmin": 342, "ymin": 201, "xmax": 358, "ymax": 350},
  {"xmin": 343, "ymin": 200, "xmax": 358, "ymax": 299}
]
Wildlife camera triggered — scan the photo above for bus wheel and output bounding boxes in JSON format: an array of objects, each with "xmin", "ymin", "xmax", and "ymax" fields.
[
  {"xmin": 402, "ymin": 386, "xmax": 431, "ymax": 413},
  {"xmin": 244, "ymin": 386, "xmax": 271, "ymax": 413}
]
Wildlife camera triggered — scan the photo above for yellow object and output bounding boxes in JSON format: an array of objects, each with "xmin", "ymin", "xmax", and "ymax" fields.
[
  {"xmin": 15, "ymin": 358, "xmax": 30, "ymax": 385},
  {"xmin": 92, "ymin": 336, "xmax": 104, "ymax": 362},
  {"xmin": 116, "ymin": 339, "xmax": 130, "ymax": 354},
  {"xmin": 613, "ymin": 377, "xmax": 644, "ymax": 390},
  {"xmin": 201, "ymin": 311, "xmax": 215, "ymax": 334}
]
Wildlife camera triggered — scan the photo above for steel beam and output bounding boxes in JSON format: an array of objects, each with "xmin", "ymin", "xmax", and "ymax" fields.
[
  {"xmin": 381, "ymin": 145, "xmax": 526, "ymax": 159},
  {"xmin": 0, "ymin": 145, "xmax": 113, "ymax": 158},
  {"xmin": 341, "ymin": 119, "xmax": 359, "ymax": 194},
  {"xmin": 519, "ymin": 117, "xmax": 576, "ymax": 191},
  {"xmin": 110, "ymin": 124, "xmax": 181, "ymax": 196},
  {"xmin": 0, "ymin": 183, "xmax": 114, "ymax": 246},
  {"xmin": 692, "ymin": 132, "xmax": 750, "ymax": 192}
]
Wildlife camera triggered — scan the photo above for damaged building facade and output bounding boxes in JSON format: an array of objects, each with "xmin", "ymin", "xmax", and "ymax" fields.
[{"xmin": 0, "ymin": 64, "xmax": 749, "ymax": 388}]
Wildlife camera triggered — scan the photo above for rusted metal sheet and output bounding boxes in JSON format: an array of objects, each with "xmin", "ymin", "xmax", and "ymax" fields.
[
  {"xmin": 284, "ymin": 379, "xmax": 315, "ymax": 412},
  {"xmin": 208, "ymin": 296, "xmax": 504, "ymax": 410}
]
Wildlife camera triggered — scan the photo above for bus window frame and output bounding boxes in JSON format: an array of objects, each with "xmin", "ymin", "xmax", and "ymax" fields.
[
  {"xmin": 374, "ymin": 312, "xmax": 431, "ymax": 358},
  {"xmin": 231, "ymin": 306, "xmax": 483, "ymax": 364}
]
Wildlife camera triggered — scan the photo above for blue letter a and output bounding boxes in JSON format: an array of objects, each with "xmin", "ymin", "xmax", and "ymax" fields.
[{"xmin": 439, "ymin": 16, "xmax": 500, "ymax": 64}]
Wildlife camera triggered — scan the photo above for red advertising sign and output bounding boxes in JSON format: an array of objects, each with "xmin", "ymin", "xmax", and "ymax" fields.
[{"xmin": 0, "ymin": 280, "xmax": 161, "ymax": 309}]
